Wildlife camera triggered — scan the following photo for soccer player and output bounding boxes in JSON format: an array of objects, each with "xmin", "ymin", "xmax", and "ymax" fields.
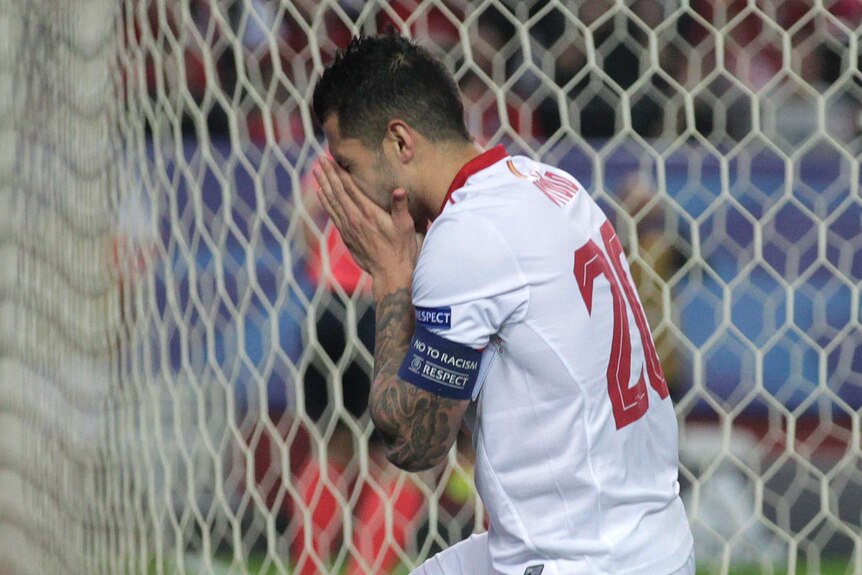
[{"xmin": 311, "ymin": 33, "xmax": 694, "ymax": 575}]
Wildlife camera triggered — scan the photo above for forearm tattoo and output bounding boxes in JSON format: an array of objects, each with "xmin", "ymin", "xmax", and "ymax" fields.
[{"xmin": 369, "ymin": 287, "xmax": 463, "ymax": 471}]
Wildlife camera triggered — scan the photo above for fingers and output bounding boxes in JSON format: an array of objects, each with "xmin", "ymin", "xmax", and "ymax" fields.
[
  {"xmin": 313, "ymin": 165, "xmax": 344, "ymax": 230},
  {"xmin": 316, "ymin": 157, "xmax": 374, "ymax": 225},
  {"xmin": 315, "ymin": 185, "xmax": 341, "ymax": 229},
  {"xmin": 389, "ymin": 188, "xmax": 414, "ymax": 233},
  {"xmin": 333, "ymin": 160, "xmax": 373, "ymax": 209}
]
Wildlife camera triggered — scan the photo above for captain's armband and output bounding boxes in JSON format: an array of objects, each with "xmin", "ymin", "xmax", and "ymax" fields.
[{"xmin": 397, "ymin": 326, "xmax": 482, "ymax": 400}]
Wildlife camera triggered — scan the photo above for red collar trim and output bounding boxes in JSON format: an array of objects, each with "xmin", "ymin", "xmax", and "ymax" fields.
[{"xmin": 438, "ymin": 145, "xmax": 509, "ymax": 215}]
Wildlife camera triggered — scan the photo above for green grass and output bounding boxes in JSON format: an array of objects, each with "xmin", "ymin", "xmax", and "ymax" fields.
[
  {"xmin": 696, "ymin": 559, "xmax": 858, "ymax": 575},
  {"xmin": 149, "ymin": 552, "xmax": 412, "ymax": 575},
  {"xmin": 148, "ymin": 553, "xmax": 856, "ymax": 575}
]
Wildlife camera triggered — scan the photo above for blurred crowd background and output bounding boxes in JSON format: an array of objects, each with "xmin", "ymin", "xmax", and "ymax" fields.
[
  {"xmin": 133, "ymin": 0, "xmax": 862, "ymax": 152},
  {"xmin": 119, "ymin": 1, "xmax": 862, "ymax": 572},
  {"xmin": 127, "ymin": 0, "xmax": 862, "ymax": 424}
]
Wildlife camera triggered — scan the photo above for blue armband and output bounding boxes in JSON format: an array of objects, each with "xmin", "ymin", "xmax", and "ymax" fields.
[{"xmin": 397, "ymin": 326, "xmax": 482, "ymax": 400}]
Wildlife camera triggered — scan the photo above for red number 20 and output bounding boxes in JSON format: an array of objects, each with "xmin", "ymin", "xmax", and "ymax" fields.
[{"xmin": 574, "ymin": 220, "xmax": 669, "ymax": 429}]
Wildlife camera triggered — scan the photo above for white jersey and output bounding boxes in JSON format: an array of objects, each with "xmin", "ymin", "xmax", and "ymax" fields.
[{"xmin": 412, "ymin": 146, "xmax": 693, "ymax": 575}]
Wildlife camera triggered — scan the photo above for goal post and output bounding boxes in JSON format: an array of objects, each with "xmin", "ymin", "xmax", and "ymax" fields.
[
  {"xmin": 0, "ymin": 0, "xmax": 131, "ymax": 574},
  {"xmin": 2, "ymin": 1, "xmax": 861, "ymax": 574}
]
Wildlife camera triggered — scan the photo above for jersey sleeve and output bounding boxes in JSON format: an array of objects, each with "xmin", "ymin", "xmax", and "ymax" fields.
[{"xmin": 412, "ymin": 211, "xmax": 530, "ymax": 350}]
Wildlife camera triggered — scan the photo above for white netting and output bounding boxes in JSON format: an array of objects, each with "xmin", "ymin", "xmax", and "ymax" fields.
[{"xmin": 2, "ymin": 1, "xmax": 861, "ymax": 574}]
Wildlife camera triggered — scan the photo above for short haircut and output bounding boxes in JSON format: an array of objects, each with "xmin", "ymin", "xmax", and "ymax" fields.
[{"xmin": 312, "ymin": 33, "xmax": 471, "ymax": 145}]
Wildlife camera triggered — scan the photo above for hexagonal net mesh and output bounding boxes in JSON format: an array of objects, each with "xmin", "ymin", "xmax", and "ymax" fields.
[{"xmin": 2, "ymin": 0, "xmax": 861, "ymax": 574}]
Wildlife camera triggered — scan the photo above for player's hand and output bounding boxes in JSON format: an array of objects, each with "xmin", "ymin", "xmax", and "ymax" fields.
[{"xmin": 314, "ymin": 157, "xmax": 417, "ymax": 290}]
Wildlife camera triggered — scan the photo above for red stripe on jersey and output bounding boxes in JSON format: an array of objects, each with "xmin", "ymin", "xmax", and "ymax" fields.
[
  {"xmin": 534, "ymin": 171, "xmax": 579, "ymax": 207},
  {"xmin": 439, "ymin": 145, "xmax": 508, "ymax": 215}
]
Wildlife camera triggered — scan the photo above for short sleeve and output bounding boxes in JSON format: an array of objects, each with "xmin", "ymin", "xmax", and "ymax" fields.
[{"xmin": 412, "ymin": 212, "xmax": 529, "ymax": 350}]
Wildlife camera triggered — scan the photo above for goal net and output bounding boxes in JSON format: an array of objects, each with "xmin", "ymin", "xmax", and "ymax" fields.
[{"xmin": 1, "ymin": 1, "xmax": 860, "ymax": 574}]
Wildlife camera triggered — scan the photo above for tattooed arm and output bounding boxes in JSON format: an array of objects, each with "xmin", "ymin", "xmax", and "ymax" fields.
[
  {"xmin": 368, "ymin": 284, "xmax": 470, "ymax": 472},
  {"xmin": 312, "ymin": 157, "xmax": 467, "ymax": 471}
]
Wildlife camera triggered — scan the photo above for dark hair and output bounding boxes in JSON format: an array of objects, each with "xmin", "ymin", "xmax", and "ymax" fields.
[{"xmin": 312, "ymin": 33, "xmax": 471, "ymax": 145}]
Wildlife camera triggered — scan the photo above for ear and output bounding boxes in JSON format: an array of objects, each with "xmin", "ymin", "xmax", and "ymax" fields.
[{"xmin": 385, "ymin": 119, "xmax": 415, "ymax": 164}]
